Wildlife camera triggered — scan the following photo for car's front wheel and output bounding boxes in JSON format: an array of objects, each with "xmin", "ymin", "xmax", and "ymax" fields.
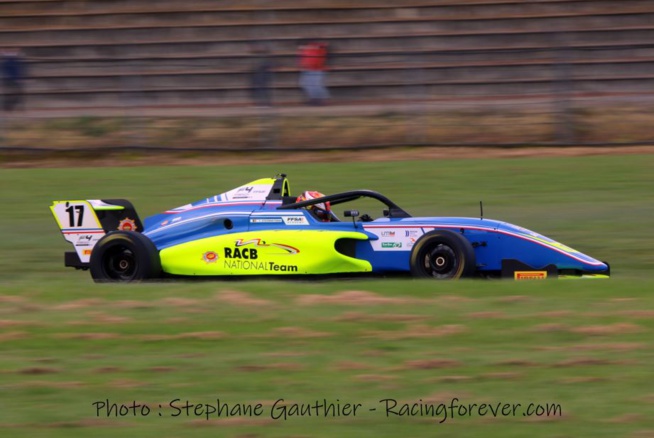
[
  {"xmin": 409, "ymin": 230, "xmax": 476, "ymax": 279},
  {"xmin": 90, "ymin": 231, "xmax": 161, "ymax": 283}
]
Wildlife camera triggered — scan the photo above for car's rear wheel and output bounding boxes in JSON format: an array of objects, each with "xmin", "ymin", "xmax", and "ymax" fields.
[
  {"xmin": 90, "ymin": 231, "xmax": 161, "ymax": 283},
  {"xmin": 409, "ymin": 230, "xmax": 476, "ymax": 279}
]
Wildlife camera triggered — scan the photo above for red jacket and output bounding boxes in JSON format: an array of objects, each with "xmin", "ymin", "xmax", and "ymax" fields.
[{"xmin": 299, "ymin": 43, "xmax": 328, "ymax": 71}]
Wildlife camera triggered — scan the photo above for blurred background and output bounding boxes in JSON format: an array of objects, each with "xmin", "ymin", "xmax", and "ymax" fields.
[{"xmin": 1, "ymin": 0, "xmax": 654, "ymax": 151}]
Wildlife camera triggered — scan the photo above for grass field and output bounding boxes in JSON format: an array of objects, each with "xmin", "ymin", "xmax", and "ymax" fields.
[{"xmin": 1, "ymin": 154, "xmax": 653, "ymax": 437}]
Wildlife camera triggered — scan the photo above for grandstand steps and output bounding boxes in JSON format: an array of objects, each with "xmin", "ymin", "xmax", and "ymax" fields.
[{"xmin": 0, "ymin": 0, "xmax": 652, "ymax": 110}]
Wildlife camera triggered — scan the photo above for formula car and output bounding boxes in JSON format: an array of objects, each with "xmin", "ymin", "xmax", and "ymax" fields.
[{"xmin": 50, "ymin": 174, "xmax": 610, "ymax": 282}]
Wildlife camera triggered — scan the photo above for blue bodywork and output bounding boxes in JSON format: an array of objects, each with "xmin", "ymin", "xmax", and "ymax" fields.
[{"xmin": 138, "ymin": 176, "xmax": 609, "ymax": 278}]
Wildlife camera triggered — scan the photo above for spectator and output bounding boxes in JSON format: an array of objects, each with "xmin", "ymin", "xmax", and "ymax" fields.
[
  {"xmin": 298, "ymin": 41, "xmax": 329, "ymax": 105},
  {"xmin": 2, "ymin": 47, "xmax": 26, "ymax": 112},
  {"xmin": 249, "ymin": 43, "xmax": 273, "ymax": 107}
]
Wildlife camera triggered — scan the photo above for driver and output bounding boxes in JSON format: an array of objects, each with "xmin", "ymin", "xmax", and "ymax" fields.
[{"xmin": 296, "ymin": 190, "xmax": 334, "ymax": 222}]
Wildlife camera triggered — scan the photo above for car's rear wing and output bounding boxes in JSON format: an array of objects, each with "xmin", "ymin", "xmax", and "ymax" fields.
[{"xmin": 50, "ymin": 199, "xmax": 142, "ymax": 268}]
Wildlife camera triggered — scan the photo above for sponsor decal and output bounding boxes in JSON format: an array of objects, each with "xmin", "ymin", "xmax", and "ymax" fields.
[
  {"xmin": 234, "ymin": 238, "xmax": 300, "ymax": 254},
  {"xmin": 250, "ymin": 218, "xmax": 283, "ymax": 223},
  {"xmin": 172, "ymin": 217, "xmax": 182, "ymax": 223},
  {"xmin": 405, "ymin": 230, "xmax": 420, "ymax": 237},
  {"xmin": 75, "ymin": 235, "xmax": 94, "ymax": 246},
  {"xmin": 161, "ymin": 220, "xmax": 169, "ymax": 226},
  {"xmin": 282, "ymin": 216, "xmax": 309, "ymax": 226},
  {"xmin": 202, "ymin": 251, "xmax": 219, "ymax": 264},
  {"xmin": 223, "ymin": 259, "xmax": 298, "ymax": 272},
  {"xmin": 407, "ymin": 237, "xmax": 417, "ymax": 248},
  {"xmin": 118, "ymin": 218, "xmax": 137, "ymax": 231},
  {"xmin": 231, "ymin": 185, "xmax": 270, "ymax": 200},
  {"xmin": 381, "ymin": 242, "xmax": 402, "ymax": 249},
  {"xmin": 381, "ymin": 231, "xmax": 395, "ymax": 237},
  {"xmin": 83, "ymin": 249, "xmax": 92, "ymax": 256},
  {"xmin": 224, "ymin": 247, "xmax": 258, "ymax": 259},
  {"xmin": 514, "ymin": 271, "xmax": 547, "ymax": 280}
]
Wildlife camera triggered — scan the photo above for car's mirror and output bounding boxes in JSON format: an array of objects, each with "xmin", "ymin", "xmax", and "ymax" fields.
[
  {"xmin": 383, "ymin": 209, "xmax": 389, "ymax": 217},
  {"xmin": 344, "ymin": 210, "xmax": 359, "ymax": 218}
]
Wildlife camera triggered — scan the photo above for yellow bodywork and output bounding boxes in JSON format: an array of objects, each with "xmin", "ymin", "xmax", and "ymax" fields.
[{"xmin": 160, "ymin": 230, "xmax": 372, "ymax": 276}]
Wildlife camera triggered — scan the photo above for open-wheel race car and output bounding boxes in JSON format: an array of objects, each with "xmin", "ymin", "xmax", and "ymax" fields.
[{"xmin": 50, "ymin": 174, "xmax": 610, "ymax": 282}]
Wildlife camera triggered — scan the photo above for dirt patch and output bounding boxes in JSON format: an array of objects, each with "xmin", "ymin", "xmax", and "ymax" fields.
[
  {"xmin": 571, "ymin": 342, "xmax": 645, "ymax": 352},
  {"xmin": 112, "ymin": 300, "xmax": 156, "ymax": 310},
  {"xmin": 54, "ymin": 332, "xmax": 120, "ymax": 340},
  {"xmin": 495, "ymin": 359, "xmax": 539, "ymax": 367},
  {"xmin": 534, "ymin": 310, "xmax": 573, "ymax": 318},
  {"xmin": 607, "ymin": 414, "xmax": 644, "ymax": 424},
  {"xmin": 13, "ymin": 380, "xmax": 84, "ymax": 389},
  {"xmin": 466, "ymin": 311, "xmax": 506, "ymax": 319},
  {"xmin": 4, "ymin": 145, "xmax": 654, "ymax": 169},
  {"xmin": 553, "ymin": 358, "xmax": 614, "ymax": 367},
  {"xmin": 139, "ymin": 331, "xmax": 225, "ymax": 341},
  {"xmin": 434, "ymin": 375, "xmax": 474, "ymax": 383},
  {"xmin": 422, "ymin": 391, "xmax": 473, "ymax": 404},
  {"xmin": 296, "ymin": 290, "xmax": 419, "ymax": 306},
  {"xmin": 333, "ymin": 311, "xmax": 428, "ymax": 323},
  {"xmin": 620, "ymin": 310, "xmax": 654, "ymax": 318},
  {"xmin": 353, "ymin": 374, "xmax": 397, "ymax": 383},
  {"xmin": 0, "ymin": 295, "xmax": 27, "ymax": 304},
  {"xmin": 571, "ymin": 323, "xmax": 643, "ymax": 336},
  {"xmin": 85, "ymin": 312, "xmax": 132, "ymax": 324},
  {"xmin": 17, "ymin": 367, "xmax": 60, "ymax": 375},
  {"xmin": 106, "ymin": 379, "xmax": 146, "ymax": 389},
  {"xmin": 53, "ymin": 298, "xmax": 105, "ymax": 311},
  {"xmin": 93, "ymin": 366, "xmax": 124, "ymax": 374},
  {"xmin": 404, "ymin": 359, "xmax": 462, "ymax": 370},
  {"xmin": 234, "ymin": 363, "xmax": 297, "ymax": 373},
  {"xmin": 270, "ymin": 326, "xmax": 332, "ymax": 339},
  {"xmin": 215, "ymin": 290, "xmax": 274, "ymax": 308},
  {"xmin": 0, "ymin": 320, "xmax": 37, "ymax": 328},
  {"xmin": 363, "ymin": 324, "xmax": 466, "ymax": 340}
]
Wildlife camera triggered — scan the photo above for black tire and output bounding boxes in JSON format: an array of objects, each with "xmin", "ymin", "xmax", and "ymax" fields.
[
  {"xmin": 409, "ymin": 230, "xmax": 476, "ymax": 279},
  {"xmin": 90, "ymin": 231, "xmax": 161, "ymax": 283}
]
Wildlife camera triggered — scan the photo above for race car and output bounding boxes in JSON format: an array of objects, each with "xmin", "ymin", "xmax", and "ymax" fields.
[{"xmin": 50, "ymin": 174, "xmax": 610, "ymax": 282}]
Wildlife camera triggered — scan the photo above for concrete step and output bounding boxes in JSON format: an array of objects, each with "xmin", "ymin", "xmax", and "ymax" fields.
[
  {"xmin": 25, "ymin": 70, "xmax": 654, "ymax": 96},
  {"xmin": 3, "ymin": 13, "xmax": 654, "ymax": 45},
  {"xmin": 0, "ymin": 0, "xmax": 650, "ymax": 18},
  {"xmin": 25, "ymin": 46, "xmax": 654, "ymax": 75},
  {"xmin": 1, "ymin": 4, "xmax": 652, "ymax": 30},
  {"xmin": 25, "ymin": 59, "xmax": 654, "ymax": 90},
  {"xmin": 25, "ymin": 78, "xmax": 654, "ymax": 109},
  {"xmin": 14, "ymin": 28, "xmax": 654, "ymax": 59}
]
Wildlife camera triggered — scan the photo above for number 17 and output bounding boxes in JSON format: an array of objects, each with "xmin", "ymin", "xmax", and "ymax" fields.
[{"xmin": 65, "ymin": 203, "xmax": 85, "ymax": 227}]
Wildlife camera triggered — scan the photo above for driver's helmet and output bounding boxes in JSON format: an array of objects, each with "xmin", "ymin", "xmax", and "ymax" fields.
[{"xmin": 297, "ymin": 190, "xmax": 331, "ymax": 222}]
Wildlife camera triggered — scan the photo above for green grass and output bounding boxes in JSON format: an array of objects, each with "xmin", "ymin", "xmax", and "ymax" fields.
[{"xmin": 0, "ymin": 154, "xmax": 653, "ymax": 437}]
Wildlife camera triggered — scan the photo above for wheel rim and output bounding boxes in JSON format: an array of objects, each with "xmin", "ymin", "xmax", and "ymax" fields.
[
  {"xmin": 423, "ymin": 243, "xmax": 459, "ymax": 279},
  {"xmin": 103, "ymin": 245, "xmax": 137, "ymax": 281}
]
